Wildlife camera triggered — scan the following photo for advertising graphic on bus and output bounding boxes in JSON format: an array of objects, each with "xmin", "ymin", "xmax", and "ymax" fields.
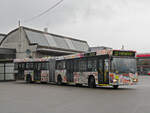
[{"xmin": 14, "ymin": 49, "xmax": 138, "ymax": 88}]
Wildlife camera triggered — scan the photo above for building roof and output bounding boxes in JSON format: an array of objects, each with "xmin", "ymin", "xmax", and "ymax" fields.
[
  {"xmin": 136, "ymin": 53, "xmax": 150, "ymax": 58},
  {"xmin": 0, "ymin": 34, "xmax": 6, "ymax": 43},
  {"xmin": 89, "ymin": 46, "xmax": 112, "ymax": 52},
  {"xmin": 23, "ymin": 27, "xmax": 89, "ymax": 52}
]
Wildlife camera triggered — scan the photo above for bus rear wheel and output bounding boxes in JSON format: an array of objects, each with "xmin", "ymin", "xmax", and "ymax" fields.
[
  {"xmin": 88, "ymin": 76, "xmax": 96, "ymax": 88},
  {"xmin": 113, "ymin": 85, "xmax": 119, "ymax": 89},
  {"xmin": 57, "ymin": 75, "xmax": 62, "ymax": 85}
]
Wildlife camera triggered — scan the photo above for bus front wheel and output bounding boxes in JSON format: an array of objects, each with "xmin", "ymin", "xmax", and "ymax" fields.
[
  {"xmin": 57, "ymin": 75, "xmax": 62, "ymax": 85},
  {"xmin": 88, "ymin": 76, "xmax": 96, "ymax": 88}
]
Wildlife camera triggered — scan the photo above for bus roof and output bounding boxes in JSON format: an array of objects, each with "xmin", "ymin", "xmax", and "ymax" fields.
[
  {"xmin": 14, "ymin": 49, "xmax": 136, "ymax": 62},
  {"xmin": 14, "ymin": 57, "xmax": 53, "ymax": 62},
  {"xmin": 136, "ymin": 53, "xmax": 150, "ymax": 58}
]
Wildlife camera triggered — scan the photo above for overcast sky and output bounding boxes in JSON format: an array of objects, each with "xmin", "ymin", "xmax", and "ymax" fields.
[{"xmin": 0, "ymin": 0, "xmax": 150, "ymax": 53}]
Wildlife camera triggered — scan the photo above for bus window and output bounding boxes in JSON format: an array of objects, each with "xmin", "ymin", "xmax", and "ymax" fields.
[
  {"xmin": 56, "ymin": 61, "xmax": 65, "ymax": 70},
  {"xmin": 14, "ymin": 63, "xmax": 18, "ymax": 70},
  {"xmin": 41, "ymin": 62, "xmax": 45, "ymax": 70},
  {"xmin": 66, "ymin": 60, "xmax": 74, "ymax": 72},
  {"xmin": 38, "ymin": 63, "xmax": 41, "ymax": 70},
  {"xmin": 63, "ymin": 61, "xmax": 65, "ymax": 69},
  {"xmin": 41, "ymin": 62, "xmax": 48, "ymax": 70},
  {"xmin": 88, "ymin": 58, "xmax": 97, "ymax": 71},
  {"xmin": 98, "ymin": 59, "xmax": 103, "ymax": 74},
  {"xmin": 79, "ymin": 59, "xmax": 87, "ymax": 72},
  {"xmin": 21, "ymin": 63, "xmax": 25, "ymax": 70},
  {"xmin": 74, "ymin": 59, "xmax": 79, "ymax": 72},
  {"xmin": 18, "ymin": 63, "xmax": 22, "ymax": 69},
  {"xmin": 26, "ymin": 63, "xmax": 30, "ymax": 70},
  {"xmin": 104, "ymin": 59, "xmax": 109, "ymax": 71},
  {"xmin": 46, "ymin": 62, "xmax": 49, "ymax": 70},
  {"xmin": 34, "ymin": 63, "xmax": 38, "ymax": 70},
  {"xmin": 30, "ymin": 63, "xmax": 34, "ymax": 69}
]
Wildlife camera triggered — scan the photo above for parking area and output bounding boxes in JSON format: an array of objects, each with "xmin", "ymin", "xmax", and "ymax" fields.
[{"xmin": 0, "ymin": 76, "xmax": 150, "ymax": 113}]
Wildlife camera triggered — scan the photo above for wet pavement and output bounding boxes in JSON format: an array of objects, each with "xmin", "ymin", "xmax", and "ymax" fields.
[{"xmin": 0, "ymin": 76, "xmax": 150, "ymax": 113}]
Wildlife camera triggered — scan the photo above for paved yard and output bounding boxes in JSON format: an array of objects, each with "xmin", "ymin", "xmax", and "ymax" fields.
[{"xmin": 0, "ymin": 76, "xmax": 149, "ymax": 113}]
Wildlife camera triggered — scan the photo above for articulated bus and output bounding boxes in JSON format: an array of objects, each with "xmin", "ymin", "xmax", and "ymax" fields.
[{"xmin": 14, "ymin": 49, "xmax": 138, "ymax": 88}]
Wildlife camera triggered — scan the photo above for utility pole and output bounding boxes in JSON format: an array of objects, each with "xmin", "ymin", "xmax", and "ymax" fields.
[{"xmin": 18, "ymin": 20, "xmax": 21, "ymax": 55}]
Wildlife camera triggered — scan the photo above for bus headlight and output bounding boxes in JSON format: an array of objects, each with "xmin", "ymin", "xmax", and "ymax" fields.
[
  {"xmin": 113, "ymin": 79, "xmax": 118, "ymax": 83},
  {"xmin": 133, "ymin": 78, "xmax": 137, "ymax": 82}
]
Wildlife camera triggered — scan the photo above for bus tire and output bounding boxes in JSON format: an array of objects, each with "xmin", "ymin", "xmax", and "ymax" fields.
[
  {"xmin": 113, "ymin": 85, "xmax": 119, "ymax": 89},
  {"xmin": 76, "ymin": 84, "xmax": 82, "ymax": 87},
  {"xmin": 57, "ymin": 75, "xmax": 62, "ymax": 85},
  {"xmin": 88, "ymin": 76, "xmax": 96, "ymax": 88},
  {"xmin": 26, "ymin": 74, "xmax": 32, "ymax": 83}
]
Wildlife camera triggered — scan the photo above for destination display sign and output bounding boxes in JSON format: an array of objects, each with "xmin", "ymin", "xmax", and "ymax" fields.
[
  {"xmin": 84, "ymin": 52, "xmax": 96, "ymax": 57},
  {"xmin": 113, "ymin": 50, "xmax": 135, "ymax": 57}
]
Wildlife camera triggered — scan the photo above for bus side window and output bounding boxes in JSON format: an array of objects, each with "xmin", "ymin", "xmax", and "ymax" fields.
[
  {"xmin": 45, "ymin": 62, "xmax": 49, "ymax": 70},
  {"xmin": 57, "ymin": 61, "xmax": 62, "ymax": 70},
  {"xmin": 79, "ymin": 59, "xmax": 87, "ymax": 72},
  {"xmin": 42, "ymin": 62, "xmax": 48, "ymax": 70},
  {"xmin": 41, "ymin": 62, "xmax": 45, "ymax": 70},
  {"xmin": 98, "ymin": 59, "xmax": 103, "ymax": 74},
  {"xmin": 38, "ymin": 63, "xmax": 41, "ymax": 70},
  {"xmin": 104, "ymin": 59, "xmax": 109, "ymax": 71},
  {"xmin": 26, "ymin": 63, "xmax": 29, "ymax": 70},
  {"xmin": 57, "ymin": 62, "xmax": 61, "ymax": 70},
  {"xmin": 88, "ymin": 58, "xmax": 97, "ymax": 71},
  {"xmin": 74, "ymin": 59, "xmax": 79, "ymax": 72},
  {"xmin": 22, "ymin": 63, "xmax": 25, "ymax": 70},
  {"xmin": 14, "ymin": 63, "xmax": 18, "ymax": 70},
  {"xmin": 70, "ymin": 60, "xmax": 74, "ymax": 72},
  {"xmin": 57, "ymin": 61, "xmax": 65, "ymax": 70},
  {"xmin": 30, "ymin": 63, "xmax": 33, "ymax": 69},
  {"xmin": 34, "ymin": 63, "xmax": 38, "ymax": 70},
  {"xmin": 18, "ymin": 63, "xmax": 22, "ymax": 69},
  {"xmin": 63, "ymin": 61, "xmax": 66, "ymax": 69}
]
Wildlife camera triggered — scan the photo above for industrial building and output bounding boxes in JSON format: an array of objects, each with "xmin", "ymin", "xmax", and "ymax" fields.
[
  {"xmin": 0, "ymin": 26, "xmax": 89, "ymax": 81},
  {"xmin": 0, "ymin": 26, "xmax": 89, "ymax": 58}
]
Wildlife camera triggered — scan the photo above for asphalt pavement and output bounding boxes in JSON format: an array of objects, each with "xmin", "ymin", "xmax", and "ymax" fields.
[{"xmin": 0, "ymin": 76, "xmax": 150, "ymax": 113}]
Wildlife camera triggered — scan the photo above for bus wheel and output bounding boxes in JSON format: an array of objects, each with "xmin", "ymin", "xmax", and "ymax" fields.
[
  {"xmin": 88, "ymin": 76, "xmax": 96, "ymax": 88},
  {"xmin": 26, "ymin": 74, "xmax": 32, "ymax": 83},
  {"xmin": 113, "ymin": 85, "xmax": 119, "ymax": 89},
  {"xmin": 76, "ymin": 84, "xmax": 82, "ymax": 87},
  {"xmin": 57, "ymin": 75, "xmax": 62, "ymax": 85}
]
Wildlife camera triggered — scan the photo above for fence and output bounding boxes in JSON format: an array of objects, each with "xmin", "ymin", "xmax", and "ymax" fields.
[{"xmin": 0, "ymin": 62, "xmax": 14, "ymax": 81}]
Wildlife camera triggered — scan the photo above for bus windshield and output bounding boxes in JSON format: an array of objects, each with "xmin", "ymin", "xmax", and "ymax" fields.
[{"xmin": 111, "ymin": 57, "xmax": 136, "ymax": 74}]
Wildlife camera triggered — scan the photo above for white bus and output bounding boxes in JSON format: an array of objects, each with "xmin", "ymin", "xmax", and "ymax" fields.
[{"xmin": 14, "ymin": 49, "xmax": 138, "ymax": 88}]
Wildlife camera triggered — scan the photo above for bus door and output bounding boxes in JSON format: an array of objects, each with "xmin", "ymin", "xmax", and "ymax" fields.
[
  {"xmin": 98, "ymin": 59, "xmax": 103, "ymax": 84},
  {"xmin": 104, "ymin": 59, "xmax": 109, "ymax": 84},
  {"xmin": 98, "ymin": 59, "xmax": 109, "ymax": 84},
  {"xmin": 66, "ymin": 60, "xmax": 74, "ymax": 82},
  {"xmin": 49, "ymin": 59, "xmax": 56, "ymax": 82},
  {"xmin": 17, "ymin": 63, "xmax": 25, "ymax": 80},
  {"xmin": 34, "ymin": 62, "xmax": 41, "ymax": 81}
]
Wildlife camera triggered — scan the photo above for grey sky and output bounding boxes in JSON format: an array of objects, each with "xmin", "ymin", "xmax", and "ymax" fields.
[{"xmin": 0, "ymin": 0, "xmax": 149, "ymax": 53}]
